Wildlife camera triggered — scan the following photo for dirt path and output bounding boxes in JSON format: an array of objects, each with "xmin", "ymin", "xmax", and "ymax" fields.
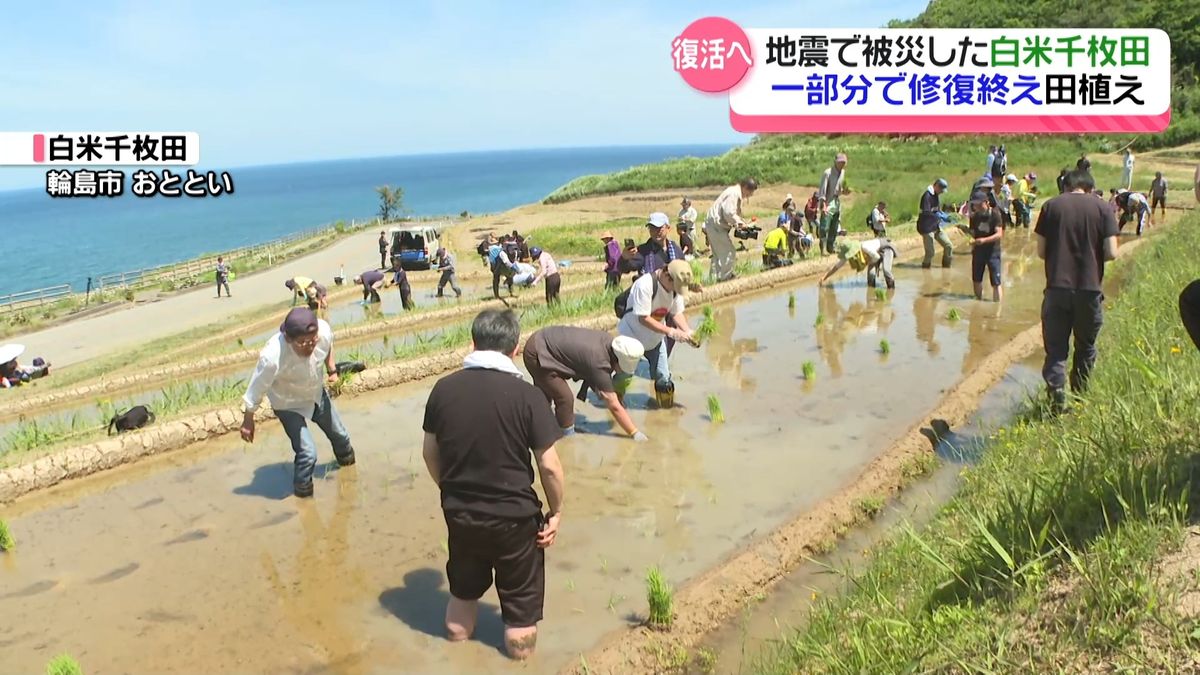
[{"xmin": 12, "ymin": 229, "xmax": 383, "ymax": 369}]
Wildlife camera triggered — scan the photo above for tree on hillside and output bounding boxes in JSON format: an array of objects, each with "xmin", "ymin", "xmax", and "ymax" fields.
[{"xmin": 376, "ymin": 185, "xmax": 405, "ymax": 221}]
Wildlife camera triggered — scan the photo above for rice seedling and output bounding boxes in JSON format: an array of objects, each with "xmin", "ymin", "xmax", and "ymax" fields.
[
  {"xmin": 788, "ymin": 292, "xmax": 796, "ymax": 309},
  {"xmin": 874, "ymin": 288, "xmax": 888, "ymax": 301},
  {"xmin": 707, "ymin": 394, "xmax": 724, "ymax": 423},
  {"xmin": 0, "ymin": 519, "xmax": 14, "ymax": 551},
  {"xmin": 802, "ymin": 360, "xmax": 817, "ymax": 380},
  {"xmin": 814, "ymin": 312, "xmax": 825, "ymax": 327},
  {"xmin": 45, "ymin": 654, "xmax": 82, "ymax": 675},
  {"xmin": 879, "ymin": 339, "xmax": 891, "ymax": 355},
  {"xmin": 646, "ymin": 566, "xmax": 674, "ymax": 628},
  {"xmin": 947, "ymin": 307, "xmax": 962, "ymax": 321},
  {"xmin": 694, "ymin": 306, "xmax": 718, "ymax": 342}
]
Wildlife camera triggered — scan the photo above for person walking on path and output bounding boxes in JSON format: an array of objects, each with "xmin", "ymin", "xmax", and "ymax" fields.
[
  {"xmin": 241, "ymin": 307, "xmax": 355, "ymax": 498},
  {"xmin": 918, "ymin": 178, "xmax": 954, "ymax": 269},
  {"xmin": 615, "ymin": 260, "xmax": 698, "ymax": 408},
  {"xmin": 434, "ymin": 248, "xmax": 463, "ymax": 298},
  {"xmin": 818, "ymin": 153, "xmax": 848, "ymax": 255},
  {"xmin": 421, "ymin": 309, "xmax": 565, "ymax": 661},
  {"xmin": 820, "ymin": 235, "xmax": 897, "ymax": 289},
  {"xmin": 1035, "ymin": 169, "xmax": 1119, "ymax": 414},
  {"xmin": 1016, "ymin": 173, "xmax": 1039, "ymax": 228},
  {"xmin": 705, "ymin": 178, "xmax": 757, "ymax": 281},
  {"xmin": 1076, "ymin": 154, "xmax": 1092, "ymax": 174},
  {"xmin": 638, "ymin": 212, "xmax": 684, "ymax": 276},
  {"xmin": 968, "ymin": 192, "xmax": 1005, "ymax": 303},
  {"xmin": 378, "ymin": 231, "xmax": 389, "ymax": 270},
  {"xmin": 353, "ymin": 269, "xmax": 386, "ymax": 304},
  {"xmin": 215, "ymin": 256, "xmax": 232, "ymax": 298},
  {"xmin": 523, "ymin": 326, "xmax": 647, "ymax": 439},
  {"xmin": 286, "ymin": 276, "xmax": 328, "ymax": 312},
  {"xmin": 601, "ymin": 232, "xmax": 621, "ymax": 289},
  {"xmin": 1122, "ymin": 148, "xmax": 1136, "ymax": 190},
  {"xmin": 1150, "ymin": 171, "xmax": 1168, "ymax": 224},
  {"xmin": 529, "ymin": 247, "xmax": 561, "ymax": 305}
]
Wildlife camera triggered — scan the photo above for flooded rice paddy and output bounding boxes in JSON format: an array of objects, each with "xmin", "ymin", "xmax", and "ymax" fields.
[{"xmin": 3, "ymin": 231, "xmax": 1063, "ymax": 673}]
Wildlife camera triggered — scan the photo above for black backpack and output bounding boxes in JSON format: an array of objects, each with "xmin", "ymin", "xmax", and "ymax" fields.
[
  {"xmin": 614, "ymin": 274, "xmax": 660, "ymax": 319},
  {"xmin": 992, "ymin": 152, "xmax": 1006, "ymax": 177}
]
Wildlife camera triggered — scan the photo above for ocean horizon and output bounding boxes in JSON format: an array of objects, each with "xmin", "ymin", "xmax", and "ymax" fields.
[{"xmin": 0, "ymin": 143, "xmax": 733, "ymax": 297}]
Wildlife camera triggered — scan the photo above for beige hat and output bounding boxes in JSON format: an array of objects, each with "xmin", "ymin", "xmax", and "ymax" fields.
[
  {"xmin": 600, "ymin": 231, "xmax": 614, "ymax": 240},
  {"xmin": 665, "ymin": 259, "xmax": 693, "ymax": 298},
  {"xmin": 610, "ymin": 336, "xmax": 645, "ymax": 374}
]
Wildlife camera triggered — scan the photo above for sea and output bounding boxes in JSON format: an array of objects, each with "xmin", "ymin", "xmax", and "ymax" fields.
[{"xmin": 0, "ymin": 144, "xmax": 732, "ymax": 297}]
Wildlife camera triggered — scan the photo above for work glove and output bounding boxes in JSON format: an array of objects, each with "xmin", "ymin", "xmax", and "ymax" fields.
[{"xmin": 632, "ymin": 431, "xmax": 649, "ymax": 442}]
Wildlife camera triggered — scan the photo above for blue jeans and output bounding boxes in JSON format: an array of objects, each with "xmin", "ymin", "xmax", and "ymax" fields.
[
  {"xmin": 614, "ymin": 338, "xmax": 671, "ymax": 391},
  {"xmin": 275, "ymin": 389, "xmax": 354, "ymax": 489}
]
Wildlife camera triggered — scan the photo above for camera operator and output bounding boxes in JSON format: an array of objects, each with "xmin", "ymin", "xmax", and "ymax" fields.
[{"xmin": 705, "ymin": 177, "xmax": 758, "ymax": 282}]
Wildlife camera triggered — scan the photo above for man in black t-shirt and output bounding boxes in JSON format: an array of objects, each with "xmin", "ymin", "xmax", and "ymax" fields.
[
  {"xmin": 1034, "ymin": 170, "xmax": 1120, "ymax": 413},
  {"xmin": 422, "ymin": 309, "xmax": 565, "ymax": 661},
  {"xmin": 968, "ymin": 194, "xmax": 1004, "ymax": 302}
]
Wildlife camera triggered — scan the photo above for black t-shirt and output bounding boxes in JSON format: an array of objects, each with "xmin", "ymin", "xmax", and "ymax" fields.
[
  {"xmin": 969, "ymin": 207, "xmax": 1003, "ymax": 255},
  {"xmin": 1035, "ymin": 192, "xmax": 1119, "ymax": 292},
  {"xmin": 917, "ymin": 189, "xmax": 941, "ymax": 234},
  {"xmin": 423, "ymin": 368, "xmax": 562, "ymax": 519}
]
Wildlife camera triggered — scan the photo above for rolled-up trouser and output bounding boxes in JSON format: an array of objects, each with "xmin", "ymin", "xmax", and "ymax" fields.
[
  {"xmin": 921, "ymin": 229, "xmax": 953, "ymax": 268},
  {"xmin": 275, "ymin": 389, "xmax": 354, "ymax": 490},
  {"xmin": 523, "ymin": 350, "xmax": 576, "ymax": 429},
  {"xmin": 437, "ymin": 269, "xmax": 462, "ymax": 297},
  {"xmin": 613, "ymin": 338, "xmax": 670, "ymax": 392},
  {"xmin": 1041, "ymin": 288, "xmax": 1104, "ymax": 394},
  {"xmin": 868, "ymin": 245, "xmax": 896, "ymax": 287},
  {"xmin": 820, "ymin": 211, "xmax": 841, "ymax": 254},
  {"xmin": 708, "ymin": 221, "xmax": 736, "ymax": 281},
  {"xmin": 1180, "ymin": 279, "xmax": 1200, "ymax": 352},
  {"xmin": 545, "ymin": 272, "xmax": 561, "ymax": 304}
]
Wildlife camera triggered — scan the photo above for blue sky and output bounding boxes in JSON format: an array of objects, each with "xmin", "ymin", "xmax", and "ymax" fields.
[{"xmin": 0, "ymin": 0, "xmax": 929, "ymax": 190}]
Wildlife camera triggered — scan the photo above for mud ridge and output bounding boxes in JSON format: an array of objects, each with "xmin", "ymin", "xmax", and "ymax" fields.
[{"xmin": 0, "ymin": 232, "xmax": 938, "ymax": 504}]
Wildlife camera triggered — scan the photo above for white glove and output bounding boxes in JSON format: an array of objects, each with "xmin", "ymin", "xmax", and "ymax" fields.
[{"xmin": 632, "ymin": 431, "xmax": 649, "ymax": 442}]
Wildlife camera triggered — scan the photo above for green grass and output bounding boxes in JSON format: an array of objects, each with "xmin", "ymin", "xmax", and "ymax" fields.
[
  {"xmin": 802, "ymin": 360, "xmax": 817, "ymax": 381},
  {"xmin": 694, "ymin": 306, "xmax": 718, "ymax": 343},
  {"xmin": 814, "ymin": 312, "xmax": 824, "ymax": 328},
  {"xmin": 542, "ymin": 136, "xmax": 1143, "ymax": 240},
  {"xmin": 646, "ymin": 566, "xmax": 674, "ymax": 628},
  {"xmin": 0, "ymin": 519, "xmax": 14, "ymax": 551},
  {"xmin": 707, "ymin": 394, "xmax": 724, "ymax": 423},
  {"xmin": 45, "ymin": 655, "xmax": 82, "ymax": 675},
  {"xmin": 758, "ymin": 212, "xmax": 1200, "ymax": 673},
  {"xmin": 524, "ymin": 217, "xmax": 645, "ymax": 259},
  {"xmin": 855, "ymin": 495, "xmax": 885, "ymax": 519},
  {"xmin": 879, "ymin": 339, "xmax": 891, "ymax": 355}
]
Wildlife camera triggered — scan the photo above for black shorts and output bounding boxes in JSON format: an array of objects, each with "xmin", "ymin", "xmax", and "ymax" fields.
[
  {"xmin": 1151, "ymin": 194, "xmax": 1165, "ymax": 209},
  {"xmin": 971, "ymin": 248, "xmax": 1002, "ymax": 287},
  {"xmin": 445, "ymin": 510, "xmax": 545, "ymax": 627}
]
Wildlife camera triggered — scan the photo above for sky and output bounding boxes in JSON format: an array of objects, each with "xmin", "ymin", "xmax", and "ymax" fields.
[{"xmin": 0, "ymin": 0, "xmax": 930, "ymax": 190}]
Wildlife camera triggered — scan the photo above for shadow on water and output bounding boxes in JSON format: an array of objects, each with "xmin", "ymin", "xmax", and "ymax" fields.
[
  {"xmin": 232, "ymin": 460, "xmax": 342, "ymax": 500},
  {"xmin": 378, "ymin": 568, "xmax": 507, "ymax": 655}
]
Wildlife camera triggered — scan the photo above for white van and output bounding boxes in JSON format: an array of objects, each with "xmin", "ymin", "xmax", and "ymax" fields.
[{"xmin": 389, "ymin": 224, "xmax": 442, "ymax": 270}]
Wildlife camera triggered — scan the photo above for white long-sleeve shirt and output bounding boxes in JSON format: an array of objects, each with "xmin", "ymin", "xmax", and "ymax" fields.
[
  {"xmin": 705, "ymin": 184, "xmax": 744, "ymax": 231},
  {"xmin": 242, "ymin": 319, "xmax": 333, "ymax": 415}
]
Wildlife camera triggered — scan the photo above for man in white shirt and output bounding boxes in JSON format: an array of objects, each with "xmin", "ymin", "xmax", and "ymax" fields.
[
  {"xmin": 241, "ymin": 307, "xmax": 355, "ymax": 498},
  {"xmin": 678, "ymin": 196, "xmax": 697, "ymax": 227},
  {"xmin": 616, "ymin": 260, "xmax": 698, "ymax": 408},
  {"xmin": 705, "ymin": 178, "xmax": 757, "ymax": 282}
]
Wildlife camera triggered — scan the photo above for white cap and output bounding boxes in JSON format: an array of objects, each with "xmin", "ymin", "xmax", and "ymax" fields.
[
  {"xmin": 785, "ymin": 193, "xmax": 793, "ymax": 200},
  {"xmin": 0, "ymin": 343, "xmax": 25, "ymax": 364},
  {"xmin": 611, "ymin": 336, "xmax": 645, "ymax": 374},
  {"xmin": 647, "ymin": 212, "xmax": 670, "ymax": 229},
  {"xmin": 1006, "ymin": 173, "xmax": 1017, "ymax": 182}
]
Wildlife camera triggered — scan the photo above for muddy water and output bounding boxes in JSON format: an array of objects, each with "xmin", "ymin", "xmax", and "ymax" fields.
[
  {"xmin": 701, "ymin": 357, "xmax": 1044, "ymax": 675},
  {"xmin": 3, "ymin": 232, "xmax": 1054, "ymax": 674}
]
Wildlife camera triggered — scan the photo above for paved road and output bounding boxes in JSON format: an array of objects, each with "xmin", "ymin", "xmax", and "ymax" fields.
[{"xmin": 13, "ymin": 229, "xmax": 383, "ymax": 369}]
